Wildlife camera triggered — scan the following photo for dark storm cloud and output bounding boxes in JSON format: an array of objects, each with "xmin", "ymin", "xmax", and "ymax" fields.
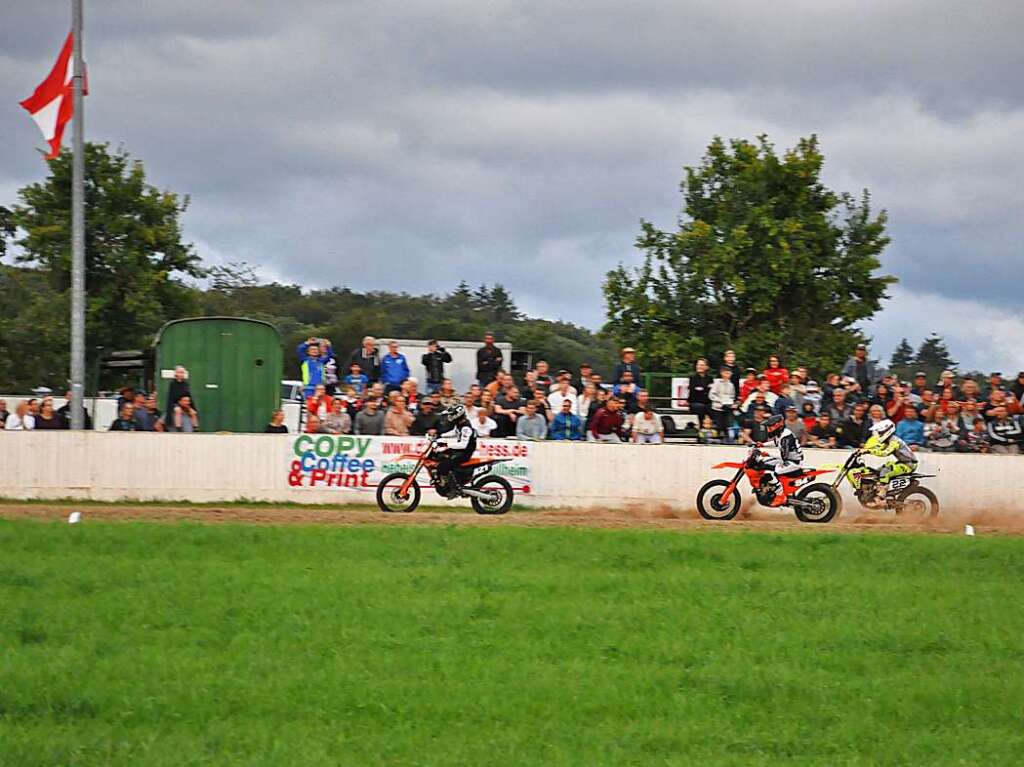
[{"xmin": 1, "ymin": 0, "xmax": 1022, "ymax": 370}]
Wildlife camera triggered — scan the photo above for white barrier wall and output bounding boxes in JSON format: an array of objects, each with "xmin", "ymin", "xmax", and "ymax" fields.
[{"xmin": 2, "ymin": 432, "xmax": 1022, "ymax": 514}]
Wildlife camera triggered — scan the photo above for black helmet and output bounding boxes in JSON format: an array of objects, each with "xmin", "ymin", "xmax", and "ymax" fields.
[
  {"xmin": 439, "ymin": 403, "xmax": 467, "ymax": 423},
  {"xmin": 755, "ymin": 414, "xmax": 785, "ymax": 442}
]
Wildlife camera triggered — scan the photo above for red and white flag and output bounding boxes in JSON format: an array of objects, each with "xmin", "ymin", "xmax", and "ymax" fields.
[{"xmin": 19, "ymin": 32, "xmax": 84, "ymax": 160}]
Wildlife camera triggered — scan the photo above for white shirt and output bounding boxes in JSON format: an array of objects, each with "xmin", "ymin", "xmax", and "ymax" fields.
[
  {"xmin": 4, "ymin": 413, "xmax": 34, "ymax": 430},
  {"xmin": 471, "ymin": 416, "xmax": 498, "ymax": 437},
  {"xmin": 548, "ymin": 390, "xmax": 577, "ymax": 415}
]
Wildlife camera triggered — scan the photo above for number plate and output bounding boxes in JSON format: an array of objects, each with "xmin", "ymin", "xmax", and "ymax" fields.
[{"xmin": 890, "ymin": 477, "xmax": 911, "ymax": 491}]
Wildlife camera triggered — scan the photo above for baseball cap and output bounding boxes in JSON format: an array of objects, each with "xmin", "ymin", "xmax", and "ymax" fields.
[
  {"xmin": 621, "ymin": 347, "xmax": 636, "ymax": 353},
  {"xmin": 990, "ymin": 371, "xmax": 1002, "ymax": 377},
  {"xmin": 856, "ymin": 343, "xmax": 867, "ymax": 350},
  {"xmin": 806, "ymin": 380, "xmax": 820, "ymax": 391},
  {"xmin": 914, "ymin": 371, "xmax": 926, "ymax": 378}
]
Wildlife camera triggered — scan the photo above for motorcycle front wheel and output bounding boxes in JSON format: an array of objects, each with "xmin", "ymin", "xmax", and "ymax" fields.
[
  {"xmin": 895, "ymin": 486, "xmax": 940, "ymax": 518},
  {"xmin": 794, "ymin": 483, "xmax": 840, "ymax": 523},
  {"xmin": 696, "ymin": 479, "xmax": 741, "ymax": 521},
  {"xmin": 376, "ymin": 472, "xmax": 421, "ymax": 513},
  {"xmin": 470, "ymin": 475, "xmax": 514, "ymax": 515}
]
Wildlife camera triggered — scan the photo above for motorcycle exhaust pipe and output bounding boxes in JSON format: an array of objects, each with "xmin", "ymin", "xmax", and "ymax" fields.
[{"xmin": 461, "ymin": 488, "xmax": 495, "ymax": 500}]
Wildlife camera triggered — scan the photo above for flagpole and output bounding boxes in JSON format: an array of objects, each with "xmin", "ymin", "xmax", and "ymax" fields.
[{"xmin": 70, "ymin": 0, "xmax": 86, "ymax": 429}]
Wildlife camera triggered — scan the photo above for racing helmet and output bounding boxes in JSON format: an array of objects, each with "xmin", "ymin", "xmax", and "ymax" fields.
[
  {"xmin": 439, "ymin": 403, "xmax": 466, "ymax": 423},
  {"xmin": 754, "ymin": 414, "xmax": 785, "ymax": 442},
  {"xmin": 870, "ymin": 418, "xmax": 896, "ymax": 443}
]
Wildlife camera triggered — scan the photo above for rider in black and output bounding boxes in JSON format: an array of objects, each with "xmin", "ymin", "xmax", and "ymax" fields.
[
  {"xmin": 434, "ymin": 403, "xmax": 478, "ymax": 496},
  {"xmin": 755, "ymin": 413, "xmax": 804, "ymax": 500}
]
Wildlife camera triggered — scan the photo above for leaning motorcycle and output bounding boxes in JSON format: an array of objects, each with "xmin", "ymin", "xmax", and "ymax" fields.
[
  {"xmin": 695, "ymin": 444, "xmax": 840, "ymax": 523},
  {"xmin": 375, "ymin": 435, "xmax": 515, "ymax": 515},
  {"xmin": 827, "ymin": 449, "xmax": 939, "ymax": 517}
]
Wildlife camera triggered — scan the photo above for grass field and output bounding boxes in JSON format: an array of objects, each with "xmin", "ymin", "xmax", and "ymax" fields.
[{"xmin": 2, "ymin": 518, "xmax": 1023, "ymax": 766}]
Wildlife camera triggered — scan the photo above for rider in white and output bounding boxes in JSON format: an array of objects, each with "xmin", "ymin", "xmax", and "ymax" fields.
[
  {"xmin": 434, "ymin": 404, "xmax": 477, "ymax": 496},
  {"xmin": 757, "ymin": 413, "xmax": 804, "ymax": 498}
]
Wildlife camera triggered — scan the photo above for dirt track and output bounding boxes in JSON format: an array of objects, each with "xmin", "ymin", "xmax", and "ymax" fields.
[{"xmin": 4, "ymin": 502, "xmax": 1024, "ymax": 536}]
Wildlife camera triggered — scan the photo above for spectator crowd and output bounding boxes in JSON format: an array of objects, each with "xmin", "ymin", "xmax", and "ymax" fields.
[{"xmin": 4, "ymin": 335, "xmax": 1023, "ymax": 456}]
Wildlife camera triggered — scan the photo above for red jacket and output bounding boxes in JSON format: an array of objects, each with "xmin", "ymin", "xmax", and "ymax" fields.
[
  {"xmin": 590, "ymin": 407, "xmax": 624, "ymax": 439},
  {"xmin": 762, "ymin": 367, "xmax": 789, "ymax": 395}
]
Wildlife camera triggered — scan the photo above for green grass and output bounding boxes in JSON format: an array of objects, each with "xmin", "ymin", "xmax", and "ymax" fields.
[{"xmin": 1, "ymin": 520, "xmax": 1022, "ymax": 766}]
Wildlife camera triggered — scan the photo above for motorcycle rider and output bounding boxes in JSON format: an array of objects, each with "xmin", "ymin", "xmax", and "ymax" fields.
[
  {"xmin": 851, "ymin": 418, "xmax": 918, "ymax": 493},
  {"xmin": 434, "ymin": 403, "xmax": 478, "ymax": 497},
  {"xmin": 756, "ymin": 413, "xmax": 804, "ymax": 501}
]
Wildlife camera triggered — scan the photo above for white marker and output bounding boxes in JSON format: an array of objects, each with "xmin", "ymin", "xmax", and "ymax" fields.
[
  {"xmin": 964, "ymin": 524, "xmax": 975, "ymax": 536},
  {"xmin": 68, "ymin": 511, "xmax": 81, "ymax": 524}
]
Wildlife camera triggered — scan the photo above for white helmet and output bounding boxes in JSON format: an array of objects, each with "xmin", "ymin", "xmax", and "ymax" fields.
[{"xmin": 870, "ymin": 418, "xmax": 895, "ymax": 443}]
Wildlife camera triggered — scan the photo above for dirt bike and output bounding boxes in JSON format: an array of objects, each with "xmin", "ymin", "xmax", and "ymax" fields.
[
  {"xmin": 375, "ymin": 435, "xmax": 515, "ymax": 515},
  {"xmin": 827, "ymin": 449, "xmax": 939, "ymax": 517},
  {"xmin": 696, "ymin": 444, "xmax": 840, "ymax": 523}
]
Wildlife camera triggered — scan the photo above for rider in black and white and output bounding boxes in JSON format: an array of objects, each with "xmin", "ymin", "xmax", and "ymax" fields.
[
  {"xmin": 434, "ymin": 403, "xmax": 477, "ymax": 496},
  {"xmin": 757, "ymin": 414, "xmax": 804, "ymax": 496}
]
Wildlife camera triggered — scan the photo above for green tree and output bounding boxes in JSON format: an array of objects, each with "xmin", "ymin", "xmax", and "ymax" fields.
[
  {"xmin": 6, "ymin": 143, "xmax": 202, "ymax": 379},
  {"xmin": 604, "ymin": 135, "xmax": 895, "ymax": 375},
  {"xmin": 890, "ymin": 338, "xmax": 915, "ymax": 368},
  {"xmin": 915, "ymin": 334, "xmax": 957, "ymax": 381}
]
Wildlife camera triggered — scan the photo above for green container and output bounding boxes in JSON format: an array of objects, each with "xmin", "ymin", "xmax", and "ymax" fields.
[{"xmin": 154, "ymin": 317, "xmax": 282, "ymax": 433}]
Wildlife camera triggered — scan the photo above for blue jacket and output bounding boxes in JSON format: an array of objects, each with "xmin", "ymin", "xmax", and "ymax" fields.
[
  {"xmin": 380, "ymin": 353, "xmax": 411, "ymax": 386},
  {"xmin": 297, "ymin": 341, "xmax": 332, "ymax": 389},
  {"xmin": 549, "ymin": 412, "xmax": 584, "ymax": 440},
  {"xmin": 895, "ymin": 418, "xmax": 925, "ymax": 446}
]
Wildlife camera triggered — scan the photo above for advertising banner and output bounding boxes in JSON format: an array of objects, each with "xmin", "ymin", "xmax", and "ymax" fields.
[{"xmin": 285, "ymin": 435, "xmax": 534, "ymax": 497}]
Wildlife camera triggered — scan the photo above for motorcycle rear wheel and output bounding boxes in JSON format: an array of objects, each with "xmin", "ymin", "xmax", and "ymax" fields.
[
  {"xmin": 470, "ymin": 475, "xmax": 514, "ymax": 515},
  {"xmin": 794, "ymin": 483, "xmax": 840, "ymax": 523},
  {"xmin": 895, "ymin": 486, "xmax": 940, "ymax": 518},
  {"xmin": 696, "ymin": 479, "xmax": 741, "ymax": 521},
  {"xmin": 376, "ymin": 472, "xmax": 421, "ymax": 513}
]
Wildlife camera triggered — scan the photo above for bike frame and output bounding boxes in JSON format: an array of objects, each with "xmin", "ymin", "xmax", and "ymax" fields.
[
  {"xmin": 395, "ymin": 437, "xmax": 510, "ymax": 496},
  {"xmin": 713, "ymin": 445, "xmax": 833, "ymax": 507}
]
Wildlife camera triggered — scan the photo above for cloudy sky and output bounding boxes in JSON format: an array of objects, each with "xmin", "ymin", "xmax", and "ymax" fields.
[{"xmin": 2, "ymin": 1, "xmax": 1022, "ymax": 373}]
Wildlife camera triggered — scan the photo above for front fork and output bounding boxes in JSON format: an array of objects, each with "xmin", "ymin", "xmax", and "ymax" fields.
[
  {"xmin": 721, "ymin": 465, "xmax": 746, "ymax": 503},
  {"xmin": 398, "ymin": 458, "xmax": 425, "ymax": 496}
]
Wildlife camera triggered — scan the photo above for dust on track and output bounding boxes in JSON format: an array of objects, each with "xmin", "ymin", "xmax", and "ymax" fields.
[{"xmin": 4, "ymin": 501, "xmax": 1024, "ymax": 536}]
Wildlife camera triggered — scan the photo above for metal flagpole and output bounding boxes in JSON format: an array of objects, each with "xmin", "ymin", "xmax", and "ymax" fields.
[{"xmin": 70, "ymin": 0, "xmax": 86, "ymax": 429}]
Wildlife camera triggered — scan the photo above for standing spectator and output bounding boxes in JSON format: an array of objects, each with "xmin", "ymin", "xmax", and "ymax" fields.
[
  {"xmin": 168, "ymin": 395, "xmax": 200, "ymax": 433},
  {"xmin": 576, "ymin": 383, "xmax": 597, "ymax": 425},
  {"xmin": 910, "ymin": 371, "xmax": 929, "ymax": 397},
  {"xmin": 720, "ymin": 350, "xmax": 740, "ymax": 397},
  {"xmin": 612, "ymin": 347, "xmax": 641, "ymax": 385},
  {"xmin": 806, "ymin": 412, "xmax": 838, "ymax": 449},
  {"xmin": 493, "ymin": 385, "xmax": 526, "ymax": 437},
  {"xmin": 515, "ymin": 400, "xmax": 548, "ymax": 440},
  {"xmin": 1011, "ymin": 371, "xmax": 1024, "ymax": 404},
  {"xmin": 421, "ymin": 340, "xmax": 452, "ymax": 394},
  {"xmin": 304, "ymin": 414, "xmax": 328, "ymax": 434},
  {"xmin": 297, "ymin": 337, "xmax": 333, "ymax": 398},
  {"xmin": 476, "ymin": 332, "xmax": 503, "ymax": 385},
  {"xmin": 631, "ymin": 406, "xmax": 664, "ymax": 444},
  {"xmin": 323, "ymin": 400, "xmax": 353, "ymax": 434},
  {"xmin": 438, "ymin": 379, "xmax": 460, "ymax": 408},
  {"xmin": 305, "ymin": 384, "xmax": 334, "ymax": 420},
  {"xmin": 935, "ymin": 369, "xmax": 961, "ymax": 401},
  {"xmin": 355, "ymin": 398, "xmax": 385, "ymax": 435},
  {"xmin": 322, "ymin": 352, "xmax": 339, "ymax": 395},
  {"xmin": 348, "ymin": 336, "xmax": 381, "ymax": 383},
  {"xmin": 343, "ymin": 362, "xmax": 370, "ymax": 397},
  {"xmin": 470, "ymin": 407, "xmax": 498, "ymax": 437},
  {"xmin": 680, "ymin": 358, "xmax": 713, "ymax": 420},
  {"xmin": 986, "ymin": 406, "xmax": 1024, "ymax": 454},
  {"xmin": 710, "ymin": 366, "xmax": 738, "ymax": 438},
  {"xmin": 380, "ymin": 341, "xmax": 411, "ymax": 393},
  {"xmin": 34, "ymin": 398, "xmax": 66, "ymax": 430},
  {"xmin": 895, "ymin": 406, "xmax": 925, "ymax": 448},
  {"xmin": 772, "ymin": 384, "xmax": 796, "ymax": 416},
  {"xmin": 109, "ymin": 403, "xmax": 138, "ymax": 431},
  {"xmin": 0, "ymin": 399, "xmax": 8, "ymax": 426},
  {"xmin": 410, "ymin": 399, "xmax": 441, "ymax": 436},
  {"xmin": 836, "ymin": 402, "xmax": 870, "ymax": 449},
  {"xmin": 4, "ymin": 401, "xmax": 36, "ymax": 430},
  {"xmin": 547, "ymin": 378, "xmax": 577, "ymax": 415},
  {"xmin": 550, "ymin": 398, "xmax": 585, "ymax": 441},
  {"xmin": 533, "ymin": 360, "xmax": 554, "ymax": 389},
  {"xmin": 133, "ymin": 394, "xmax": 162, "ymax": 432},
  {"xmin": 384, "ymin": 395, "xmax": 414, "ymax": 436},
  {"xmin": 782, "ymin": 406, "xmax": 806, "ymax": 445},
  {"xmin": 613, "ymin": 370, "xmax": 641, "ymax": 413},
  {"xmin": 265, "ymin": 409, "xmax": 289, "ymax": 433},
  {"xmin": 826, "ymin": 389, "xmax": 852, "ymax": 423},
  {"xmin": 552, "ymin": 369, "xmax": 577, "ymax": 397},
  {"xmin": 761, "ymin": 355, "xmax": 789, "ymax": 395},
  {"xmin": 590, "ymin": 397, "xmax": 626, "ymax": 443},
  {"xmin": 165, "ymin": 367, "xmax": 193, "ymax": 416},
  {"xmin": 57, "ymin": 389, "xmax": 92, "ymax": 429},
  {"xmin": 574, "ymin": 363, "xmax": 593, "ymax": 394},
  {"xmin": 842, "ymin": 343, "xmax": 877, "ymax": 392},
  {"xmin": 585, "ymin": 388, "xmax": 610, "ymax": 431}
]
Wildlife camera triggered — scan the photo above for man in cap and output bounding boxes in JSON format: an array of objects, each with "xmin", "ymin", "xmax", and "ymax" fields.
[
  {"xmin": 612, "ymin": 347, "xmax": 641, "ymax": 386},
  {"xmin": 841, "ymin": 342, "xmax": 877, "ymax": 393}
]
